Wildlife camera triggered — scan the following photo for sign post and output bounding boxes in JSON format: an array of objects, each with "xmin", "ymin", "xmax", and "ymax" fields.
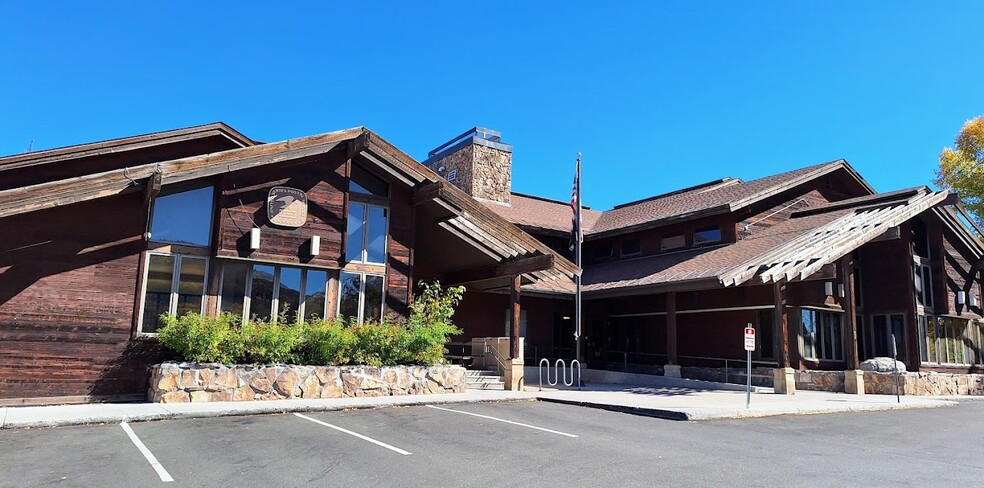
[{"xmin": 744, "ymin": 324, "xmax": 755, "ymax": 408}]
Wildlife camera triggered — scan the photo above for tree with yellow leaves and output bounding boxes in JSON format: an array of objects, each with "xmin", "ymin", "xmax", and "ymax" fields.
[{"xmin": 936, "ymin": 116, "xmax": 984, "ymax": 225}]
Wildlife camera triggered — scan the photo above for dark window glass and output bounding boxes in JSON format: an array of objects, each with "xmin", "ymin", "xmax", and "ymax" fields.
[
  {"xmin": 350, "ymin": 165, "xmax": 389, "ymax": 196},
  {"xmin": 303, "ymin": 270, "xmax": 328, "ymax": 321},
  {"xmin": 366, "ymin": 207, "xmax": 387, "ymax": 263},
  {"xmin": 277, "ymin": 267, "xmax": 302, "ymax": 323},
  {"xmin": 150, "ymin": 187, "xmax": 213, "ymax": 246},
  {"xmin": 142, "ymin": 254, "xmax": 175, "ymax": 333},
  {"xmin": 621, "ymin": 240, "xmax": 641, "ymax": 256},
  {"xmin": 694, "ymin": 226, "xmax": 721, "ymax": 245},
  {"xmin": 220, "ymin": 262, "xmax": 250, "ymax": 317},
  {"xmin": 758, "ymin": 310, "xmax": 774, "ymax": 360},
  {"xmin": 801, "ymin": 310, "xmax": 817, "ymax": 359},
  {"xmin": 249, "ymin": 265, "xmax": 275, "ymax": 321},
  {"xmin": 175, "ymin": 257, "xmax": 207, "ymax": 317},
  {"xmin": 363, "ymin": 275, "xmax": 385, "ymax": 322},
  {"xmin": 661, "ymin": 233, "xmax": 685, "ymax": 251},
  {"xmin": 339, "ymin": 272, "xmax": 362, "ymax": 320},
  {"xmin": 593, "ymin": 244, "xmax": 614, "ymax": 259}
]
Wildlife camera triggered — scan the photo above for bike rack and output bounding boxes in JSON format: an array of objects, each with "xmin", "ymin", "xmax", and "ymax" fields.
[{"xmin": 539, "ymin": 358, "xmax": 581, "ymax": 391}]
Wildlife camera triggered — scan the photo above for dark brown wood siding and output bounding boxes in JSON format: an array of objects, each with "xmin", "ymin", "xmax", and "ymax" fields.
[
  {"xmin": 0, "ymin": 193, "xmax": 169, "ymax": 400},
  {"xmin": 385, "ymin": 183, "xmax": 414, "ymax": 316},
  {"xmin": 215, "ymin": 154, "xmax": 347, "ymax": 268}
]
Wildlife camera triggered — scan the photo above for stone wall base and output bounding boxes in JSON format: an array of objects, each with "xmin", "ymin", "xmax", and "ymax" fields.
[
  {"xmin": 794, "ymin": 370, "xmax": 984, "ymax": 395},
  {"xmin": 504, "ymin": 359, "xmax": 525, "ymax": 391},
  {"xmin": 149, "ymin": 363, "xmax": 466, "ymax": 403}
]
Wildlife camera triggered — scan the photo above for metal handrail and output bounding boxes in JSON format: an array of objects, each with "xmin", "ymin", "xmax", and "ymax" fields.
[
  {"xmin": 483, "ymin": 341, "xmax": 508, "ymax": 375},
  {"xmin": 539, "ymin": 358, "xmax": 582, "ymax": 391}
]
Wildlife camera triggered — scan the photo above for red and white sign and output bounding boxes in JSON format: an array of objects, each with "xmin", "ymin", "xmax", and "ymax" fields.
[{"xmin": 744, "ymin": 327, "xmax": 756, "ymax": 351}]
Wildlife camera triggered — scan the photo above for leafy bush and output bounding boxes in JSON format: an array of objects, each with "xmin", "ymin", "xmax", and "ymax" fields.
[
  {"xmin": 156, "ymin": 281, "xmax": 466, "ymax": 367},
  {"xmin": 299, "ymin": 318, "xmax": 355, "ymax": 365},
  {"xmin": 239, "ymin": 318, "xmax": 303, "ymax": 364},
  {"xmin": 157, "ymin": 312, "xmax": 243, "ymax": 363}
]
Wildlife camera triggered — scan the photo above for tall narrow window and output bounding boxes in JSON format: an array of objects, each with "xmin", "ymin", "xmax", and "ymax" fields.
[
  {"xmin": 139, "ymin": 253, "xmax": 208, "ymax": 334},
  {"xmin": 346, "ymin": 202, "xmax": 388, "ymax": 264},
  {"xmin": 149, "ymin": 187, "xmax": 214, "ymax": 246},
  {"xmin": 303, "ymin": 270, "xmax": 328, "ymax": 322},
  {"xmin": 277, "ymin": 267, "xmax": 302, "ymax": 323},
  {"xmin": 219, "ymin": 262, "xmax": 250, "ymax": 316}
]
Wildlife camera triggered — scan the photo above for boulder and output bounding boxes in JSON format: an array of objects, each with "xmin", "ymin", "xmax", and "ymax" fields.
[{"xmin": 860, "ymin": 357, "xmax": 907, "ymax": 373}]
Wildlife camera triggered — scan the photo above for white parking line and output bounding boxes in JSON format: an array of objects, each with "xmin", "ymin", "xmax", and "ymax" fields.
[
  {"xmin": 294, "ymin": 413, "xmax": 412, "ymax": 455},
  {"xmin": 425, "ymin": 405, "xmax": 579, "ymax": 438},
  {"xmin": 120, "ymin": 421, "xmax": 174, "ymax": 483}
]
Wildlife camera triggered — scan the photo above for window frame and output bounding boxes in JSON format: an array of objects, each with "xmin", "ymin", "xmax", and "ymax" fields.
[
  {"xmin": 217, "ymin": 261, "xmax": 329, "ymax": 324},
  {"xmin": 137, "ymin": 251, "xmax": 210, "ymax": 336},
  {"xmin": 620, "ymin": 239, "xmax": 642, "ymax": 257},
  {"xmin": 346, "ymin": 200, "xmax": 390, "ymax": 265},
  {"xmin": 693, "ymin": 226, "xmax": 722, "ymax": 246},
  {"xmin": 337, "ymin": 271, "xmax": 386, "ymax": 323},
  {"xmin": 799, "ymin": 308, "xmax": 845, "ymax": 361},
  {"xmin": 147, "ymin": 185, "xmax": 215, "ymax": 248},
  {"xmin": 660, "ymin": 233, "xmax": 686, "ymax": 251},
  {"xmin": 865, "ymin": 313, "xmax": 907, "ymax": 361}
]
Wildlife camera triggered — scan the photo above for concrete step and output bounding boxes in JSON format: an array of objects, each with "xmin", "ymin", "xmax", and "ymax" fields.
[{"xmin": 465, "ymin": 381, "xmax": 505, "ymax": 390}]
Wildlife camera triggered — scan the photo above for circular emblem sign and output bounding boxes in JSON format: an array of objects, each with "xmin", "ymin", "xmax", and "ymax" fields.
[{"xmin": 267, "ymin": 186, "xmax": 308, "ymax": 228}]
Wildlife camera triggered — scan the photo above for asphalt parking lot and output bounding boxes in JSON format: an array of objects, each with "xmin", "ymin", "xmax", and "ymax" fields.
[{"xmin": 2, "ymin": 400, "xmax": 982, "ymax": 487}]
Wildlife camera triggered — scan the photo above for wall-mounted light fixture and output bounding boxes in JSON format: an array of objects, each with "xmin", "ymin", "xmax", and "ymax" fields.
[
  {"xmin": 250, "ymin": 227, "xmax": 261, "ymax": 250},
  {"xmin": 824, "ymin": 281, "xmax": 834, "ymax": 296},
  {"xmin": 838, "ymin": 284, "xmax": 846, "ymax": 298},
  {"xmin": 971, "ymin": 294, "xmax": 979, "ymax": 307},
  {"xmin": 309, "ymin": 235, "xmax": 321, "ymax": 256},
  {"xmin": 957, "ymin": 290, "xmax": 966, "ymax": 306}
]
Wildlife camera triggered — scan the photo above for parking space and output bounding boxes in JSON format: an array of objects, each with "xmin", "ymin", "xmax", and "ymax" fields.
[{"xmin": 2, "ymin": 400, "xmax": 983, "ymax": 487}]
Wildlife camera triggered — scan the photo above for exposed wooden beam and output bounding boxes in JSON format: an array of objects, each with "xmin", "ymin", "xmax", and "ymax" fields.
[
  {"xmin": 143, "ymin": 171, "xmax": 162, "ymax": 206},
  {"xmin": 412, "ymin": 181, "xmax": 445, "ymax": 207},
  {"xmin": 446, "ymin": 254, "xmax": 554, "ymax": 286}
]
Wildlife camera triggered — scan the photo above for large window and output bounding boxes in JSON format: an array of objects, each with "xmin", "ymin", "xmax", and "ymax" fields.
[
  {"xmin": 139, "ymin": 253, "xmax": 208, "ymax": 334},
  {"xmin": 914, "ymin": 262, "xmax": 933, "ymax": 309},
  {"xmin": 920, "ymin": 316, "xmax": 983, "ymax": 366},
  {"xmin": 800, "ymin": 309, "xmax": 844, "ymax": 361},
  {"xmin": 865, "ymin": 314, "xmax": 906, "ymax": 361},
  {"xmin": 220, "ymin": 263, "xmax": 329, "ymax": 323},
  {"xmin": 149, "ymin": 187, "xmax": 214, "ymax": 246},
  {"xmin": 339, "ymin": 272, "xmax": 385, "ymax": 323},
  {"xmin": 345, "ymin": 203, "xmax": 388, "ymax": 263}
]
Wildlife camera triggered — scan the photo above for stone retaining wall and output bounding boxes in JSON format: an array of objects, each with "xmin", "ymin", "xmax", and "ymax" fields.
[
  {"xmin": 794, "ymin": 370, "xmax": 984, "ymax": 395},
  {"xmin": 149, "ymin": 363, "xmax": 466, "ymax": 403}
]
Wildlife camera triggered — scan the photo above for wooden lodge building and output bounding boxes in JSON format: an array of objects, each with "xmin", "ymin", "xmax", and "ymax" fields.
[{"xmin": 1, "ymin": 124, "xmax": 982, "ymax": 404}]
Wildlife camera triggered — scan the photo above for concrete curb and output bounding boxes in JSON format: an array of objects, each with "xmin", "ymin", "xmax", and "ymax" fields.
[{"xmin": 0, "ymin": 393, "xmax": 536, "ymax": 430}]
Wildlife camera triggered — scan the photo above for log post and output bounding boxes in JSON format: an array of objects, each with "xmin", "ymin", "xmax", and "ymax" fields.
[{"xmin": 510, "ymin": 274, "xmax": 522, "ymax": 360}]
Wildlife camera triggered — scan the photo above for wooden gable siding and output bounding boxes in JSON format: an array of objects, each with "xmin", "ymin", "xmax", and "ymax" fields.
[
  {"xmin": 0, "ymin": 136, "xmax": 247, "ymax": 192},
  {"xmin": 0, "ymin": 193, "xmax": 168, "ymax": 400},
  {"xmin": 216, "ymin": 154, "xmax": 348, "ymax": 268},
  {"xmin": 385, "ymin": 183, "xmax": 414, "ymax": 316},
  {"xmin": 940, "ymin": 225, "xmax": 983, "ymax": 319}
]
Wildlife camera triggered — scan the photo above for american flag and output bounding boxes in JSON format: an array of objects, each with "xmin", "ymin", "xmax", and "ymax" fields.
[{"xmin": 569, "ymin": 153, "xmax": 582, "ymax": 253}]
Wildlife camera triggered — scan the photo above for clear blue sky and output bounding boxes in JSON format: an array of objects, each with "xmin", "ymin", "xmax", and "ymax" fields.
[{"xmin": 2, "ymin": 2, "xmax": 981, "ymax": 209}]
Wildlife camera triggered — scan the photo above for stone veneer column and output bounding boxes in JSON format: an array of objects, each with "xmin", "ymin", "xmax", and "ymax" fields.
[
  {"xmin": 773, "ymin": 367, "xmax": 796, "ymax": 395},
  {"xmin": 844, "ymin": 369, "xmax": 865, "ymax": 394},
  {"xmin": 504, "ymin": 358, "xmax": 525, "ymax": 391}
]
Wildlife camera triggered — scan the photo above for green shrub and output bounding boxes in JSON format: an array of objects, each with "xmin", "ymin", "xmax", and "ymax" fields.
[
  {"xmin": 299, "ymin": 318, "xmax": 355, "ymax": 365},
  {"xmin": 239, "ymin": 318, "xmax": 303, "ymax": 364},
  {"xmin": 156, "ymin": 280, "xmax": 466, "ymax": 367},
  {"xmin": 157, "ymin": 312, "xmax": 243, "ymax": 363}
]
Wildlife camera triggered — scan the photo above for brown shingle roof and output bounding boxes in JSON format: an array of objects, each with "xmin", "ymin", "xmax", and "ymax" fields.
[
  {"xmin": 487, "ymin": 193, "xmax": 603, "ymax": 234},
  {"xmin": 486, "ymin": 160, "xmax": 872, "ymax": 239}
]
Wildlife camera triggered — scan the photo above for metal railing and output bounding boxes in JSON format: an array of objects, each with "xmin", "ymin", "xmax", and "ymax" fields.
[
  {"xmin": 538, "ymin": 358, "xmax": 581, "ymax": 391},
  {"xmin": 483, "ymin": 341, "xmax": 508, "ymax": 376},
  {"xmin": 677, "ymin": 355, "xmax": 778, "ymax": 384}
]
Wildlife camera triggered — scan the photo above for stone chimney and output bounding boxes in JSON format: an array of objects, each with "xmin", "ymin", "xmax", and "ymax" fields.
[{"xmin": 424, "ymin": 127, "xmax": 513, "ymax": 204}]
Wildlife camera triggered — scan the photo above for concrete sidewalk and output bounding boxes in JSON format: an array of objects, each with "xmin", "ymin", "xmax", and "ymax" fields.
[
  {"xmin": 0, "ymin": 381, "xmax": 959, "ymax": 429},
  {"xmin": 534, "ymin": 384, "xmax": 957, "ymax": 420}
]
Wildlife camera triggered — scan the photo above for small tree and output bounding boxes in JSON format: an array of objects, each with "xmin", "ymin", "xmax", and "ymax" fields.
[
  {"xmin": 936, "ymin": 116, "xmax": 984, "ymax": 226},
  {"xmin": 406, "ymin": 280, "xmax": 465, "ymax": 365}
]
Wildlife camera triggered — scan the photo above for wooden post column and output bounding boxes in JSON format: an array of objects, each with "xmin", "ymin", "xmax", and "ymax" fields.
[
  {"xmin": 773, "ymin": 280, "xmax": 796, "ymax": 394},
  {"xmin": 840, "ymin": 256, "xmax": 860, "ymax": 370},
  {"xmin": 664, "ymin": 291, "xmax": 681, "ymax": 378},
  {"xmin": 666, "ymin": 292, "xmax": 678, "ymax": 364},
  {"xmin": 510, "ymin": 274, "xmax": 522, "ymax": 360}
]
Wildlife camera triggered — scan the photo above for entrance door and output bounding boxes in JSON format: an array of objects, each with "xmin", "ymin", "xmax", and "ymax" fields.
[{"xmin": 552, "ymin": 313, "xmax": 575, "ymax": 359}]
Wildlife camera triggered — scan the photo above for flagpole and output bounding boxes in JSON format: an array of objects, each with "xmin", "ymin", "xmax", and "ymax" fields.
[{"xmin": 575, "ymin": 152, "xmax": 583, "ymax": 367}]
